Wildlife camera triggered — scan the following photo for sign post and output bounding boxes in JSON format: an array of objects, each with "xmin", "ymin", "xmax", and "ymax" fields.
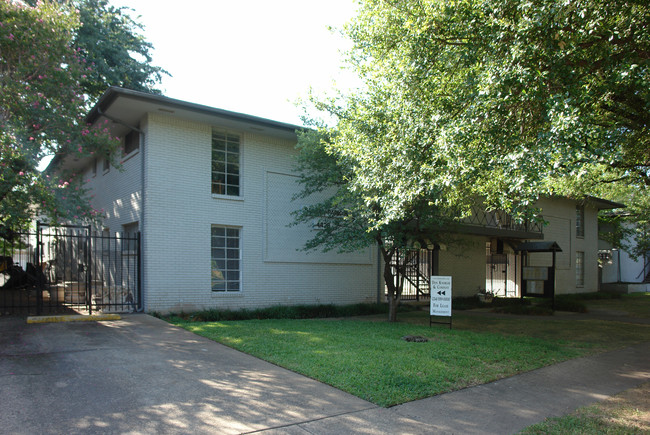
[{"xmin": 430, "ymin": 276, "xmax": 452, "ymax": 329}]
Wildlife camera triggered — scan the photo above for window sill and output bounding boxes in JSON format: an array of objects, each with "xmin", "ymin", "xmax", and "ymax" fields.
[
  {"xmin": 211, "ymin": 291, "xmax": 243, "ymax": 297},
  {"xmin": 121, "ymin": 149, "xmax": 139, "ymax": 164},
  {"xmin": 212, "ymin": 194, "xmax": 244, "ymax": 202}
]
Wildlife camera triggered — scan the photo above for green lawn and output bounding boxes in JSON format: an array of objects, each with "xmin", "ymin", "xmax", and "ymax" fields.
[
  {"xmin": 168, "ymin": 293, "xmax": 650, "ymax": 407},
  {"xmin": 174, "ymin": 318, "xmax": 590, "ymax": 406}
]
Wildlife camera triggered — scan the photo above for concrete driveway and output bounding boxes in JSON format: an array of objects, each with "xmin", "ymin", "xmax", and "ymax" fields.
[
  {"xmin": 1, "ymin": 314, "xmax": 648, "ymax": 434},
  {"xmin": 0, "ymin": 314, "xmax": 432, "ymax": 434}
]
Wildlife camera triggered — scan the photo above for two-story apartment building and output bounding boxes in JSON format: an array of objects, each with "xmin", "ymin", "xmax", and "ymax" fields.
[{"xmin": 55, "ymin": 87, "xmax": 621, "ymax": 313}]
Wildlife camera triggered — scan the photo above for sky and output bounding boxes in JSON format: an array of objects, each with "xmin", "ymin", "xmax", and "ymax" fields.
[{"xmin": 111, "ymin": 0, "xmax": 361, "ymax": 126}]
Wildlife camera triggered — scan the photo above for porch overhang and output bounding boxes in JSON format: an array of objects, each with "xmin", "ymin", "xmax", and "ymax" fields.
[{"xmin": 514, "ymin": 241, "xmax": 562, "ymax": 253}]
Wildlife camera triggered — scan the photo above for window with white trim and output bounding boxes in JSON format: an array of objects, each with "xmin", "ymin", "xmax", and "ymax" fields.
[
  {"xmin": 211, "ymin": 226, "xmax": 241, "ymax": 292},
  {"xmin": 576, "ymin": 205, "xmax": 585, "ymax": 238},
  {"xmin": 575, "ymin": 251, "xmax": 585, "ymax": 287},
  {"xmin": 211, "ymin": 130, "xmax": 240, "ymax": 196}
]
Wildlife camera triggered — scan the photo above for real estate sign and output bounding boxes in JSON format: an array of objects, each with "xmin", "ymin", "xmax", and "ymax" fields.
[{"xmin": 430, "ymin": 276, "xmax": 452, "ymax": 317}]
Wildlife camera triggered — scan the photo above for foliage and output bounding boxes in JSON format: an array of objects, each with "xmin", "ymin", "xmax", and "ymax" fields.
[
  {"xmin": 1, "ymin": 0, "xmax": 166, "ymax": 235},
  {"xmin": 300, "ymin": 0, "xmax": 648, "ymax": 268},
  {"xmin": 172, "ymin": 318, "xmax": 587, "ymax": 407},
  {"xmin": 292, "ymin": 126, "xmax": 453, "ymax": 321},
  {"xmin": 161, "ymin": 302, "xmax": 391, "ymax": 322},
  {"xmin": 23, "ymin": 0, "xmax": 168, "ymax": 102},
  {"xmin": 347, "ymin": 0, "xmax": 647, "ymax": 204},
  {"xmin": 0, "ymin": 0, "xmax": 120, "ymax": 231}
]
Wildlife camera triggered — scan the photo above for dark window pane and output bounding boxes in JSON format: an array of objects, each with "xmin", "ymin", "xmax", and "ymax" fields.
[
  {"xmin": 226, "ymin": 185, "xmax": 239, "ymax": 196},
  {"xmin": 212, "ymin": 183, "xmax": 224, "ymax": 195},
  {"xmin": 226, "ymin": 142, "xmax": 239, "ymax": 153},
  {"xmin": 211, "ymin": 227, "xmax": 225, "ymax": 237},
  {"xmin": 227, "ymin": 259, "xmax": 239, "ymax": 269},
  {"xmin": 226, "ymin": 152, "xmax": 239, "ymax": 164},
  {"xmin": 213, "ymin": 150, "xmax": 226, "ymax": 162},
  {"xmin": 226, "ymin": 163, "xmax": 239, "ymax": 174}
]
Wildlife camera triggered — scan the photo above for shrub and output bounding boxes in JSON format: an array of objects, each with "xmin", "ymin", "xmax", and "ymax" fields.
[{"xmin": 162, "ymin": 302, "xmax": 389, "ymax": 322}]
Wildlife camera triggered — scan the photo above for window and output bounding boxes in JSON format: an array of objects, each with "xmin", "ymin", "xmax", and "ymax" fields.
[
  {"xmin": 123, "ymin": 131, "xmax": 140, "ymax": 155},
  {"xmin": 91, "ymin": 158, "xmax": 97, "ymax": 177},
  {"xmin": 211, "ymin": 226, "xmax": 241, "ymax": 292},
  {"xmin": 211, "ymin": 129, "xmax": 240, "ymax": 196},
  {"xmin": 103, "ymin": 154, "xmax": 110, "ymax": 173},
  {"xmin": 576, "ymin": 251, "xmax": 585, "ymax": 287},
  {"xmin": 576, "ymin": 205, "xmax": 585, "ymax": 237},
  {"xmin": 122, "ymin": 222, "xmax": 139, "ymax": 255}
]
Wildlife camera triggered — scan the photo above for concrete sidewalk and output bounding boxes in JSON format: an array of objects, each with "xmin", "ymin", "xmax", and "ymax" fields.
[{"xmin": 0, "ymin": 314, "xmax": 648, "ymax": 434}]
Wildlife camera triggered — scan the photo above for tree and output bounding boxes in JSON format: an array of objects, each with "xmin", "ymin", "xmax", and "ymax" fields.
[
  {"xmin": 69, "ymin": 0, "xmax": 168, "ymax": 100},
  {"xmin": 0, "ymin": 0, "xmax": 119, "ymax": 230},
  {"xmin": 292, "ymin": 126, "xmax": 453, "ymax": 322},
  {"xmin": 25, "ymin": 0, "xmax": 169, "ymax": 101},
  {"xmin": 321, "ymin": 0, "xmax": 648, "ymax": 225},
  {"xmin": 1, "ymin": 0, "xmax": 167, "ymax": 232},
  {"xmin": 296, "ymin": 0, "xmax": 648, "ymax": 315}
]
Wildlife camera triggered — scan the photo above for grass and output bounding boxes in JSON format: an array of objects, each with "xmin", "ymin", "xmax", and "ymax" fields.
[
  {"xmin": 175, "ymin": 318, "xmax": 589, "ymax": 407},
  {"xmin": 165, "ymin": 292, "xmax": 650, "ymax": 408},
  {"xmin": 519, "ymin": 381, "xmax": 650, "ymax": 434}
]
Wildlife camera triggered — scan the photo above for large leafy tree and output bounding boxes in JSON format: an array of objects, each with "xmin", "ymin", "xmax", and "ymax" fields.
[
  {"xmin": 1, "ymin": 0, "xmax": 166, "ymax": 232},
  {"xmin": 315, "ymin": 0, "xmax": 647, "ymax": 225},
  {"xmin": 296, "ymin": 0, "xmax": 648, "ymax": 311}
]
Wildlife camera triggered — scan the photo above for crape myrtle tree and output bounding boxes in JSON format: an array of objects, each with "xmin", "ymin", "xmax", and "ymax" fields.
[{"xmin": 1, "ymin": 0, "xmax": 166, "ymax": 234}]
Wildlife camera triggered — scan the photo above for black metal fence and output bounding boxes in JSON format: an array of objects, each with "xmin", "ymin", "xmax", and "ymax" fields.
[{"xmin": 0, "ymin": 224, "xmax": 141, "ymax": 315}]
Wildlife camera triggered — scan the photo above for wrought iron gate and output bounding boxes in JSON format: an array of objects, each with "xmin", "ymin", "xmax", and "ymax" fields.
[{"xmin": 0, "ymin": 224, "xmax": 141, "ymax": 315}]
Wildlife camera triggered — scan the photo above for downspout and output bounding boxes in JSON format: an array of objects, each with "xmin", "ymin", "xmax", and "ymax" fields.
[{"xmin": 137, "ymin": 123, "xmax": 146, "ymax": 312}]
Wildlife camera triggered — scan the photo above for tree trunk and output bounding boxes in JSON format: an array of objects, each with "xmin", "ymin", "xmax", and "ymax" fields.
[{"xmin": 380, "ymin": 245, "xmax": 401, "ymax": 322}]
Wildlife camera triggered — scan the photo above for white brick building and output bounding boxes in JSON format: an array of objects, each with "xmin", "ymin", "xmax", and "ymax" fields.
[{"xmin": 58, "ymin": 88, "xmax": 620, "ymax": 313}]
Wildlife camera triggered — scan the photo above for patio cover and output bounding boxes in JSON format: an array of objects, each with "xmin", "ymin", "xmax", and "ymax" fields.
[{"xmin": 514, "ymin": 241, "xmax": 562, "ymax": 253}]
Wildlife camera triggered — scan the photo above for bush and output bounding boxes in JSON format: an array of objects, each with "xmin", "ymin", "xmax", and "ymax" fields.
[{"xmin": 163, "ymin": 302, "xmax": 390, "ymax": 322}]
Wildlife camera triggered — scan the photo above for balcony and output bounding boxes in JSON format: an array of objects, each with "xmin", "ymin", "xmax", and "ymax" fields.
[{"xmin": 456, "ymin": 206, "xmax": 544, "ymax": 239}]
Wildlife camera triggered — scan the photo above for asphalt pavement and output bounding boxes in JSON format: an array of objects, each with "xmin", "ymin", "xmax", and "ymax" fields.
[{"xmin": 0, "ymin": 314, "xmax": 648, "ymax": 434}]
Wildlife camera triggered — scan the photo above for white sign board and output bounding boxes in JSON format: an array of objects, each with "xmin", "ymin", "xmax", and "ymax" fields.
[{"xmin": 430, "ymin": 276, "xmax": 452, "ymax": 316}]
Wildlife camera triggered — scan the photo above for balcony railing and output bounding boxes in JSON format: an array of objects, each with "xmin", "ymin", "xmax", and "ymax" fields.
[{"xmin": 459, "ymin": 206, "xmax": 543, "ymax": 237}]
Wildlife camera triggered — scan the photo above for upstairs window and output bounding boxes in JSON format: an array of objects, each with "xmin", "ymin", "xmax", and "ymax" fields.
[
  {"xmin": 211, "ymin": 130, "xmax": 240, "ymax": 196},
  {"xmin": 123, "ymin": 131, "xmax": 140, "ymax": 155},
  {"xmin": 576, "ymin": 205, "xmax": 585, "ymax": 238}
]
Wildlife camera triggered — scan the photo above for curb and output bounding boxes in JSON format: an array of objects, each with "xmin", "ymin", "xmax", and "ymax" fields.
[{"xmin": 26, "ymin": 314, "xmax": 121, "ymax": 324}]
